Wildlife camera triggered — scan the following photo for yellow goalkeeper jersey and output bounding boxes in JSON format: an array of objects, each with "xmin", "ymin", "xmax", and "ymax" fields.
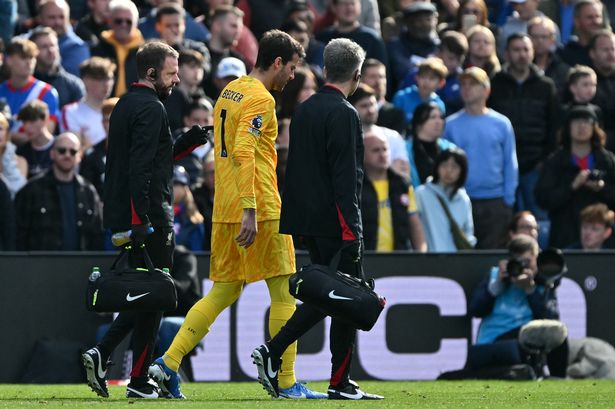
[{"xmin": 212, "ymin": 75, "xmax": 281, "ymax": 223}]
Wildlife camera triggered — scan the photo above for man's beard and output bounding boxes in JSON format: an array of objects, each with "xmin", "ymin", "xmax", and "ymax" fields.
[{"xmin": 154, "ymin": 79, "xmax": 174, "ymax": 100}]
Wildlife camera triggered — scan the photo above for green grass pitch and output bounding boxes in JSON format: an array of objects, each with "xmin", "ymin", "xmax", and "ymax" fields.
[{"xmin": 0, "ymin": 380, "xmax": 614, "ymax": 408}]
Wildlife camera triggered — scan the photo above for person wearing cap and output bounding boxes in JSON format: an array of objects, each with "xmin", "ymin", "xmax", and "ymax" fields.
[
  {"xmin": 444, "ymin": 66, "xmax": 519, "ymax": 249},
  {"xmin": 386, "ymin": 1, "xmax": 439, "ymax": 92},
  {"xmin": 536, "ymin": 105, "xmax": 615, "ymax": 248},
  {"xmin": 172, "ymin": 165, "xmax": 205, "ymax": 251},
  {"xmin": 589, "ymin": 30, "xmax": 615, "ymax": 152},
  {"xmin": 212, "ymin": 56, "xmax": 247, "ymax": 99}
]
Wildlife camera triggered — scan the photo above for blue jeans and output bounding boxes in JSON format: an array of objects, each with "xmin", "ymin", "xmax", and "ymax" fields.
[{"xmin": 516, "ymin": 168, "xmax": 548, "ymax": 221}]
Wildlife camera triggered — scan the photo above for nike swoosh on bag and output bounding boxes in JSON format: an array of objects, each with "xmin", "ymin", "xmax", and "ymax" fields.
[
  {"xmin": 126, "ymin": 292, "xmax": 150, "ymax": 302},
  {"xmin": 328, "ymin": 290, "xmax": 353, "ymax": 301}
]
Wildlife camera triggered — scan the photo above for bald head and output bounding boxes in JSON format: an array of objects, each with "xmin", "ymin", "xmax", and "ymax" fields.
[{"xmin": 39, "ymin": 0, "xmax": 70, "ymax": 37}]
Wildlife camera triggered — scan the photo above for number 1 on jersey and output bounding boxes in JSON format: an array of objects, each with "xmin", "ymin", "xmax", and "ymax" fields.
[{"xmin": 220, "ymin": 109, "xmax": 228, "ymax": 158}]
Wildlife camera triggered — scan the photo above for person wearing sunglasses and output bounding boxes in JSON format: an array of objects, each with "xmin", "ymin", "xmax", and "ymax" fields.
[{"xmin": 14, "ymin": 131, "xmax": 104, "ymax": 252}]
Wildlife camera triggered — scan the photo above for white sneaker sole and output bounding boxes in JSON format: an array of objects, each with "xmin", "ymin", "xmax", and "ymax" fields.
[
  {"xmin": 251, "ymin": 349, "xmax": 279, "ymax": 399},
  {"xmin": 81, "ymin": 353, "xmax": 108, "ymax": 398}
]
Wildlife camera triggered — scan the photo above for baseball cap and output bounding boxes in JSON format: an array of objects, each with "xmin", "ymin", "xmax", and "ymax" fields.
[
  {"xmin": 216, "ymin": 57, "xmax": 247, "ymax": 79},
  {"xmin": 403, "ymin": 2, "xmax": 437, "ymax": 16},
  {"xmin": 567, "ymin": 105, "xmax": 598, "ymax": 123},
  {"xmin": 459, "ymin": 66, "xmax": 491, "ymax": 88},
  {"xmin": 173, "ymin": 165, "xmax": 189, "ymax": 186}
]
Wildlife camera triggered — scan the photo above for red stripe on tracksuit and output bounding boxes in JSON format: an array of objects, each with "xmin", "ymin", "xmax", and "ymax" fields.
[
  {"xmin": 330, "ymin": 348, "xmax": 352, "ymax": 387},
  {"xmin": 174, "ymin": 144, "xmax": 199, "ymax": 161},
  {"xmin": 336, "ymin": 205, "xmax": 356, "ymax": 241},
  {"xmin": 130, "ymin": 344, "xmax": 150, "ymax": 378},
  {"xmin": 131, "ymin": 199, "xmax": 142, "ymax": 225}
]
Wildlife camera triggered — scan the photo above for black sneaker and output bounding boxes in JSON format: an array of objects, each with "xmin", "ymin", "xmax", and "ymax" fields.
[
  {"xmin": 82, "ymin": 347, "xmax": 109, "ymax": 398},
  {"xmin": 126, "ymin": 380, "xmax": 160, "ymax": 399},
  {"xmin": 251, "ymin": 344, "xmax": 280, "ymax": 398},
  {"xmin": 328, "ymin": 380, "xmax": 384, "ymax": 400}
]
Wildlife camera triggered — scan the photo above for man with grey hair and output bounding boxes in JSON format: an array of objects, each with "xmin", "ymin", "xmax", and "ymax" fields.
[{"xmin": 252, "ymin": 38, "xmax": 384, "ymax": 400}]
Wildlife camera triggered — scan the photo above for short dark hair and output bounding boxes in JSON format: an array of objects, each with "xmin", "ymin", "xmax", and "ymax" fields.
[
  {"xmin": 347, "ymin": 83, "xmax": 375, "ymax": 106},
  {"xmin": 361, "ymin": 58, "xmax": 385, "ymax": 76},
  {"xmin": 508, "ymin": 211, "xmax": 535, "ymax": 234},
  {"xmin": 17, "ymin": 99, "xmax": 49, "ymax": 122},
  {"xmin": 178, "ymin": 49, "xmax": 204, "ymax": 67},
  {"xmin": 411, "ymin": 102, "xmax": 443, "ymax": 137},
  {"xmin": 155, "ymin": 2, "xmax": 185, "ymax": 22},
  {"xmin": 589, "ymin": 29, "xmax": 615, "ymax": 51},
  {"xmin": 6, "ymin": 37, "xmax": 38, "ymax": 58},
  {"xmin": 80, "ymin": 56, "xmax": 116, "ymax": 79},
  {"xmin": 136, "ymin": 41, "xmax": 179, "ymax": 80},
  {"xmin": 506, "ymin": 32, "xmax": 531, "ymax": 50},
  {"xmin": 29, "ymin": 26, "xmax": 57, "ymax": 43},
  {"xmin": 280, "ymin": 18, "xmax": 308, "ymax": 34},
  {"xmin": 184, "ymin": 98, "xmax": 214, "ymax": 117},
  {"xmin": 431, "ymin": 148, "xmax": 468, "ymax": 197},
  {"xmin": 211, "ymin": 5, "xmax": 244, "ymax": 24},
  {"xmin": 439, "ymin": 31, "xmax": 468, "ymax": 57},
  {"xmin": 254, "ymin": 29, "xmax": 305, "ymax": 70},
  {"xmin": 507, "ymin": 234, "xmax": 539, "ymax": 256},
  {"xmin": 560, "ymin": 115, "xmax": 606, "ymax": 150},
  {"xmin": 574, "ymin": 0, "xmax": 601, "ymax": 18}
]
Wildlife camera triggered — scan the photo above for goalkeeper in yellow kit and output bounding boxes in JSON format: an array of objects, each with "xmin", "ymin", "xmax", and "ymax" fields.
[{"xmin": 148, "ymin": 30, "xmax": 325, "ymax": 399}]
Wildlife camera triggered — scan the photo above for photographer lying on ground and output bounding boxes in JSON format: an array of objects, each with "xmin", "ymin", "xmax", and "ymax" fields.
[{"xmin": 469, "ymin": 235, "xmax": 568, "ymax": 377}]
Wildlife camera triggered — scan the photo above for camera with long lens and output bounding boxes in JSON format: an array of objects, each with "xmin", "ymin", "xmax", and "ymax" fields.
[
  {"xmin": 535, "ymin": 248, "xmax": 567, "ymax": 286},
  {"xmin": 506, "ymin": 257, "xmax": 529, "ymax": 278}
]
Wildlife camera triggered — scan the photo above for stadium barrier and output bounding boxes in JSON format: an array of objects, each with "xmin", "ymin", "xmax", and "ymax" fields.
[{"xmin": 1, "ymin": 250, "xmax": 613, "ymax": 382}]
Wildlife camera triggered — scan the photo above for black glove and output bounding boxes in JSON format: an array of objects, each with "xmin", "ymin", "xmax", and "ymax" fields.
[
  {"xmin": 131, "ymin": 222, "xmax": 152, "ymax": 247},
  {"xmin": 339, "ymin": 239, "xmax": 363, "ymax": 277},
  {"xmin": 184, "ymin": 125, "xmax": 212, "ymax": 146}
]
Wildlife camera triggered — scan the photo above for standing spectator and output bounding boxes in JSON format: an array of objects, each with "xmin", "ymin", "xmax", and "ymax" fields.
[
  {"xmin": 211, "ymin": 56, "xmax": 247, "ymax": 100},
  {"xmin": 558, "ymin": 0, "xmax": 605, "ymax": 67},
  {"xmin": 536, "ymin": 105, "xmax": 615, "ymax": 248},
  {"xmin": 416, "ymin": 148, "xmax": 476, "ymax": 252},
  {"xmin": 139, "ymin": 0, "xmax": 210, "ymax": 43},
  {"xmin": 497, "ymin": 0, "xmax": 559, "ymax": 55},
  {"xmin": 561, "ymin": 65, "xmax": 602, "ymax": 128},
  {"xmin": 589, "ymin": 30, "xmax": 615, "ymax": 152},
  {"xmin": 277, "ymin": 66, "xmax": 318, "ymax": 120},
  {"xmin": 0, "ymin": 112, "xmax": 27, "ymax": 197},
  {"xmin": 315, "ymin": 0, "xmax": 387, "ymax": 65},
  {"xmin": 16, "ymin": 100, "xmax": 55, "ymax": 179},
  {"xmin": 164, "ymin": 50, "xmax": 206, "ymax": 132},
  {"xmin": 172, "ymin": 165, "xmax": 205, "ymax": 251},
  {"xmin": 0, "ymin": 38, "xmax": 61, "ymax": 134},
  {"xmin": 407, "ymin": 102, "xmax": 456, "ymax": 187},
  {"xmin": 387, "ymin": 2, "xmax": 439, "ymax": 91},
  {"xmin": 435, "ymin": 31, "xmax": 468, "ymax": 115},
  {"xmin": 361, "ymin": 58, "xmax": 406, "ymax": 135},
  {"xmin": 75, "ymin": 0, "xmax": 111, "ymax": 48},
  {"xmin": 528, "ymin": 16, "xmax": 570, "ymax": 98},
  {"xmin": 31, "ymin": 26, "xmax": 85, "ymax": 109},
  {"xmin": 438, "ymin": 0, "xmax": 490, "ymax": 34},
  {"xmin": 0, "ymin": 177, "xmax": 15, "ymax": 250},
  {"xmin": 281, "ymin": 18, "xmax": 325, "ymax": 71},
  {"xmin": 570, "ymin": 203, "xmax": 614, "ymax": 250},
  {"xmin": 361, "ymin": 130, "xmax": 426, "ymax": 251},
  {"xmin": 444, "ymin": 67, "xmax": 518, "ymax": 249},
  {"xmin": 91, "ymin": 0, "xmax": 145, "ymax": 97},
  {"xmin": 38, "ymin": 0, "xmax": 91, "ymax": 77},
  {"xmin": 464, "ymin": 24, "xmax": 501, "ymax": 77},
  {"xmin": 15, "ymin": 132, "xmax": 103, "ymax": 250},
  {"xmin": 62, "ymin": 57, "xmax": 115, "ymax": 150},
  {"xmin": 489, "ymin": 33, "xmax": 558, "ymax": 220}
]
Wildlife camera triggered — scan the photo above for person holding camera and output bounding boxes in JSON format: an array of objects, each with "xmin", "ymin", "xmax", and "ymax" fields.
[
  {"xmin": 535, "ymin": 105, "xmax": 615, "ymax": 248},
  {"xmin": 469, "ymin": 235, "xmax": 568, "ymax": 377}
]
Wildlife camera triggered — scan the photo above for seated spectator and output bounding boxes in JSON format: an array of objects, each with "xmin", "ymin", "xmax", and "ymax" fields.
[
  {"xmin": 212, "ymin": 56, "xmax": 247, "ymax": 100},
  {"xmin": 561, "ymin": 65, "xmax": 602, "ymax": 128},
  {"xmin": 192, "ymin": 151, "xmax": 214, "ymax": 250},
  {"xmin": 393, "ymin": 57, "xmax": 447, "ymax": 124},
  {"xmin": 15, "ymin": 132, "xmax": 103, "ymax": 250},
  {"xmin": 589, "ymin": 30, "xmax": 615, "ymax": 152},
  {"xmin": 361, "ymin": 58, "xmax": 406, "ymax": 135},
  {"xmin": 0, "ymin": 37, "xmax": 60, "ymax": 135},
  {"xmin": 16, "ymin": 100, "xmax": 55, "ymax": 179},
  {"xmin": 536, "ymin": 105, "xmax": 615, "ymax": 248},
  {"xmin": 31, "ymin": 26, "xmax": 85, "ymax": 108},
  {"xmin": 91, "ymin": 0, "xmax": 144, "ymax": 97},
  {"xmin": 507, "ymin": 210, "xmax": 539, "ymax": 242},
  {"xmin": 468, "ymin": 235, "xmax": 568, "ymax": 378},
  {"xmin": 568, "ymin": 203, "xmax": 614, "ymax": 250},
  {"xmin": 164, "ymin": 50, "xmax": 206, "ymax": 132},
  {"xmin": 75, "ymin": 0, "xmax": 110, "ymax": 48},
  {"xmin": 361, "ymin": 129, "xmax": 426, "ymax": 252},
  {"xmin": 172, "ymin": 165, "xmax": 205, "ymax": 251},
  {"xmin": 528, "ymin": 16, "xmax": 570, "ymax": 98},
  {"xmin": 407, "ymin": 102, "xmax": 456, "ymax": 187},
  {"xmin": 558, "ymin": 0, "xmax": 605, "ymax": 67},
  {"xmin": 139, "ymin": 0, "xmax": 210, "ymax": 43},
  {"xmin": 62, "ymin": 56, "xmax": 116, "ymax": 150},
  {"xmin": 0, "ymin": 177, "xmax": 15, "ymax": 250},
  {"xmin": 80, "ymin": 97, "xmax": 118, "ymax": 196},
  {"xmin": 464, "ymin": 24, "xmax": 501, "ymax": 78},
  {"xmin": 0, "ymin": 112, "xmax": 27, "ymax": 197},
  {"xmin": 38, "ymin": 0, "xmax": 91, "ymax": 77},
  {"xmin": 416, "ymin": 148, "xmax": 476, "ymax": 252}
]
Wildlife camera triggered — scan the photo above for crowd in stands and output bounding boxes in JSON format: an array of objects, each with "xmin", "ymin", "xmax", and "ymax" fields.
[{"xmin": 1, "ymin": 0, "xmax": 615, "ymax": 253}]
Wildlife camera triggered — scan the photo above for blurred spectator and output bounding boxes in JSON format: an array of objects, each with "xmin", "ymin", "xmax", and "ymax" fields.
[
  {"xmin": 489, "ymin": 33, "xmax": 558, "ymax": 220},
  {"xmin": 468, "ymin": 235, "xmax": 568, "ymax": 378},
  {"xmin": 80, "ymin": 96, "xmax": 118, "ymax": 196},
  {"xmin": 387, "ymin": 2, "xmax": 439, "ymax": 92},
  {"xmin": 561, "ymin": 65, "xmax": 602, "ymax": 128},
  {"xmin": 139, "ymin": 0, "xmax": 210, "ymax": 42},
  {"xmin": 497, "ymin": 0, "xmax": 560, "ymax": 55},
  {"xmin": 277, "ymin": 66, "xmax": 317, "ymax": 119},
  {"xmin": 536, "ymin": 105, "xmax": 615, "ymax": 248},
  {"xmin": 244, "ymin": 0, "xmax": 311, "ymax": 40},
  {"xmin": 407, "ymin": 102, "xmax": 456, "ymax": 187},
  {"xmin": 508, "ymin": 210, "xmax": 539, "ymax": 241},
  {"xmin": 281, "ymin": 18, "xmax": 324, "ymax": 71},
  {"xmin": 0, "ymin": 177, "xmax": 15, "ymax": 250},
  {"xmin": 464, "ymin": 24, "xmax": 501, "ymax": 77},
  {"xmin": 528, "ymin": 16, "xmax": 570, "ymax": 98},
  {"xmin": 0, "ymin": 38, "xmax": 61, "ymax": 134},
  {"xmin": 416, "ymin": 148, "xmax": 476, "ymax": 251},
  {"xmin": 567, "ymin": 202, "xmax": 614, "ymax": 250},
  {"xmin": 394, "ymin": 57, "xmax": 447, "ymax": 124},
  {"xmin": 193, "ymin": 150, "xmax": 214, "ymax": 250},
  {"xmin": 558, "ymin": 0, "xmax": 605, "ymax": 67},
  {"xmin": 203, "ymin": 5, "xmax": 248, "ymax": 98},
  {"xmin": 91, "ymin": 0, "xmax": 144, "ymax": 97},
  {"xmin": 361, "ymin": 129, "xmax": 426, "ymax": 252},
  {"xmin": 31, "ymin": 27, "xmax": 85, "ymax": 109},
  {"xmin": 435, "ymin": 31, "xmax": 467, "ymax": 115},
  {"xmin": 315, "ymin": 0, "xmax": 387, "ymax": 65},
  {"xmin": 38, "ymin": 0, "xmax": 91, "ymax": 77},
  {"xmin": 15, "ymin": 132, "xmax": 104, "ymax": 250},
  {"xmin": 16, "ymin": 100, "xmax": 55, "ymax": 179},
  {"xmin": 349, "ymin": 84, "xmax": 410, "ymax": 177},
  {"xmin": 212, "ymin": 56, "xmax": 247, "ymax": 99},
  {"xmin": 438, "ymin": 0, "xmax": 489, "ymax": 34},
  {"xmin": 75, "ymin": 0, "xmax": 111, "ymax": 48},
  {"xmin": 164, "ymin": 50, "xmax": 206, "ymax": 132},
  {"xmin": 444, "ymin": 67, "xmax": 518, "ymax": 249},
  {"xmin": 360, "ymin": 59, "xmax": 406, "ymax": 135},
  {"xmin": 0, "ymin": 112, "xmax": 27, "ymax": 197},
  {"xmin": 0, "ymin": 0, "xmax": 17, "ymax": 45},
  {"xmin": 61, "ymin": 56, "xmax": 115, "ymax": 150},
  {"xmin": 589, "ymin": 30, "xmax": 615, "ymax": 152},
  {"xmin": 172, "ymin": 165, "xmax": 205, "ymax": 251}
]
